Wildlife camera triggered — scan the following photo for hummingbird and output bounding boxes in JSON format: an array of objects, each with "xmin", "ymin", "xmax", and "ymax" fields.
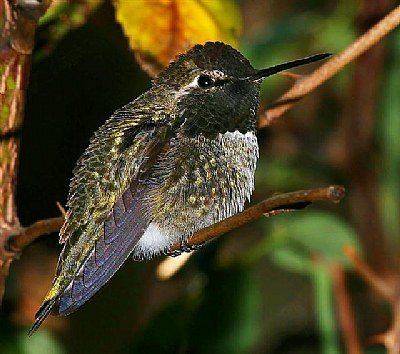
[{"xmin": 30, "ymin": 42, "xmax": 330, "ymax": 334}]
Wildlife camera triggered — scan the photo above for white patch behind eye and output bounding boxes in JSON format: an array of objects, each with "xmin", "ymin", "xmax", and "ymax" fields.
[{"xmin": 175, "ymin": 70, "xmax": 227, "ymax": 100}]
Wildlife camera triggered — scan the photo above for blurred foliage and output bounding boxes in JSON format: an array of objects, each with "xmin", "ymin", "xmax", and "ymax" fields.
[
  {"xmin": 1, "ymin": 0, "xmax": 399, "ymax": 354},
  {"xmin": 255, "ymin": 211, "xmax": 361, "ymax": 270},
  {"xmin": 130, "ymin": 263, "xmax": 261, "ymax": 353},
  {"xmin": 378, "ymin": 28, "xmax": 400, "ymax": 247},
  {"xmin": 35, "ymin": 0, "xmax": 102, "ymax": 62},
  {"xmin": 0, "ymin": 323, "xmax": 65, "ymax": 354},
  {"xmin": 246, "ymin": 211, "xmax": 360, "ymax": 354}
]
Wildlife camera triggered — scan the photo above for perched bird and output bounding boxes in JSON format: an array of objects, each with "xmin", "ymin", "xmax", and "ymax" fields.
[{"xmin": 30, "ymin": 42, "xmax": 329, "ymax": 334}]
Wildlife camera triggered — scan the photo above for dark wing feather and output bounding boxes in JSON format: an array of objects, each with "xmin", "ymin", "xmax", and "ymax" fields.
[
  {"xmin": 30, "ymin": 187, "xmax": 148, "ymax": 328},
  {"xmin": 28, "ymin": 298, "xmax": 58, "ymax": 336},
  {"xmin": 53, "ymin": 125, "xmax": 170, "ymax": 314},
  {"xmin": 57, "ymin": 185, "xmax": 147, "ymax": 315}
]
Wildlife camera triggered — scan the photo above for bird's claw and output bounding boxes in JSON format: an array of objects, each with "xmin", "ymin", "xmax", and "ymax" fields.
[
  {"xmin": 164, "ymin": 249, "xmax": 182, "ymax": 257},
  {"xmin": 164, "ymin": 241, "xmax": 205, "ymax": 257},
  {"xmin": 180, "ymin": 240, "xmax": 205, "ymax": 253}
]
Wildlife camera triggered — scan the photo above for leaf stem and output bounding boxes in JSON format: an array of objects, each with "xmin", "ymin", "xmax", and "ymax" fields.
[{"xmin": 312, "ymin": 266, "xmax": 340, "ymax": 354}]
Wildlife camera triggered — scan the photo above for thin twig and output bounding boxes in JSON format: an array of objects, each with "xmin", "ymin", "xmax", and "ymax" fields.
[
  {"xmin": 329, "ymin": 0, "xmax": 392, "ymax": 277},
  {"xmin": 343, "ymin": 246, "xmax": 395, "ymax": 302},
  {"xmin": 169, "ymin": 185, "xmax": 345, "ymax": 252},
  {"xmin": 367, "ymin": 301, "xmax": 400, "ymax": 354},
  {"xmin": 331, "ymin": 264, "xmax": 362, "ymax": 354},
  {"xmin": 6, "ymin": 216, "xmax": 64, "ymax": 253},
  {"xmin": 344, "ymin": 246, "xmax": 400, "ymax": 354},
  {"xmin": 259, "ymin": 4, "xmax": 400, "ymax": 128},
  {"xmin": 0, "ymin": 215, "xmax": 63, "ymax": 305},
  {"xmin": 386, "ymin": 302, "xmax": 400, "ymax": 354}
]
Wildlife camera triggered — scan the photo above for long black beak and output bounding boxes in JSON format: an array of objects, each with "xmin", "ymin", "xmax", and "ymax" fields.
[{"xmin": 248, "ymin": 53, "xmax": 331, "ymax": 81}]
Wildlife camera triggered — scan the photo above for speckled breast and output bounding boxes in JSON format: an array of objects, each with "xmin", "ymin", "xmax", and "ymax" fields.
[{"xmin": 146, "ymin": 130, "xmax": 259, "ymax": 239}]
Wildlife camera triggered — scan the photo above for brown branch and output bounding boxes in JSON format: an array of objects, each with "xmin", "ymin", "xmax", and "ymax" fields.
[
  {"xmin": 386, "ymin": 302, "xmax": 400, "ymax": 354},
  {"xmin": 0, "ymin": 187, "xmax": 345, "ymax": 256},
  {"xmin": 169, "ymin": 185, "xmax": 345, "ymax": 252},
  {"xmin": 0, "ymin": 215, "xmax": 62, "ymax": 305},
  {"xmin": 258, "ymin": 4, "xmax": 400, "ymax": 128},
  {"xmin": 344, "ymin": 246, "xmax": 395, "ymax": 302},
  {"xmin": 0, "ymin": 0, "xmax": 51, "ymax": 305},
  {"xmin": 334, "ymin": 2, "xmax": 396, "ymax": 351},
  {"xmin": 0, "ymin": 186, "xmax": 345, "ymax": 305},
  {"xmin": 6, "ymin": 216, "xmax": 64, "ymax": 253},
  {"xmin": 344, "ymin": 246, "xmax": 400, "ymax": 354},
  {"xmin": 331, "ymin": 264, "xmax": 362, "ymax": 354},
  {"xmin": 329, "ymin": 0, "xmax": 393, "ymax": 278}
]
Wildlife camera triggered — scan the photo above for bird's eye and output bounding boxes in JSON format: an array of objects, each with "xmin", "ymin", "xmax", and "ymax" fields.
[{"xmin": 197, "ymin": 75, "xmax": 214, "ymax": 88}]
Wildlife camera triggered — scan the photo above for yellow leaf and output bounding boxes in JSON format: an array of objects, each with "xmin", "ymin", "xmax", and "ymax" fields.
[{"xmin": 114, "ymin": 0, "xmax": 242, "ymax": 76}]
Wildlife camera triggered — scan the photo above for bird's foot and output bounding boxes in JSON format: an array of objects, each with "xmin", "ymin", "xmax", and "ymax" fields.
[
  {"xmin": 164, "ymin": 241, "xmax": 205, "ymax": 257},
  {"xmin": 180, "ymin": 240, "xmax": 205, "ymax": 253},
  {"xmin": 164, "ymin": 249, "xmax": 182, "ymax": 257}
]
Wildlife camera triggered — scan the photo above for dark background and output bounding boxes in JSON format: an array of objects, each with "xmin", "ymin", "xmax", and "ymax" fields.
[{"xmin": 1, "ymin": 1, "xmax": 399, "ymax": 353}]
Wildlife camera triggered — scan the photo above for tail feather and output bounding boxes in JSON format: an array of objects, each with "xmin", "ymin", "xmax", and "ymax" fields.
[{"xmin": 28, "ymin": 298, "xmax": 58, "ymax": 336}]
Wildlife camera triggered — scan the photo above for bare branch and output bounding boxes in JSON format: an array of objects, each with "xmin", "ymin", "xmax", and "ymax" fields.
[
  {"xmin": 169, "ymin": 185, "xmax": 345, "ymax": 252},
  {"xmin": 344, "ymin": 246, "xmax": 395, "ymax": 302},
  {"xmin": 259, "ymin": 5, "xmax": 400, "ymax": 128},
  {"xmin": 331, "ymin": 264, "xmax": 362, "ymax": 354},
  {"xmin": 345, "ymin": 246, "xmax": 400, "ymax": 354},
  {"xmin": 6, "ymin": 216, "xmax": 64, "ymax": 253}
]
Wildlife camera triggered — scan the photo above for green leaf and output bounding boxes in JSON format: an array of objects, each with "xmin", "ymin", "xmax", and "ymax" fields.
[
  {"xmin": 0, "ymin": 325, "xmax": 66, "ymax": 354},
  {"xmin": 311, "ymin": 267, "xmax": 340, "ymax": 354},
  {"xmin": 261, "ymin": 211, "xmax": 361, "ymax": 273},
  {"xmin": 255, "ymin": 155, "xmax": 325, "ymax": 193},
  {"xmin": 34, "ymin": 0, "xmax": 102, "ymax": 62},
  {"xmin": 18, "ymin": 331, "xmax": 66, "ymax": 354}
]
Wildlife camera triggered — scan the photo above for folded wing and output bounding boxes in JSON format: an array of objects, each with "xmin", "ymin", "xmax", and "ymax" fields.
[{"xmin": 30, "ymin": 120, "xmax": 170, "ymax": 334}]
